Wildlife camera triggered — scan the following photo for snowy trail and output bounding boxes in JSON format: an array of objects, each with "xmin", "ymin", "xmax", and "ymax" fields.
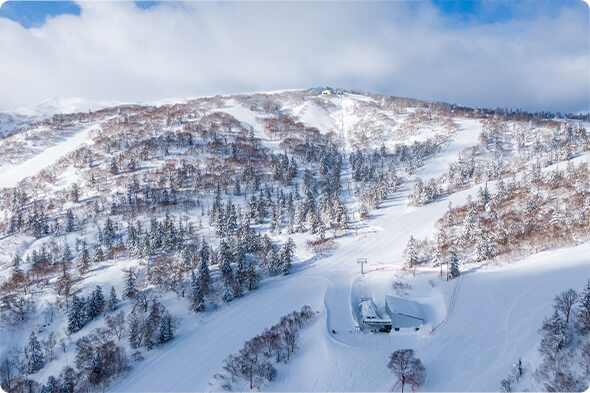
[
  {"xmin": 113, "ymin": 275, "xmax": 329, "ymax": 392},
  {"xmin": 417, "ymin": 118, "xmax": 482, "ymax": 180},
  {"xmin": 0, "ymin": 123, "xmax": 98, "ymax": 189}
]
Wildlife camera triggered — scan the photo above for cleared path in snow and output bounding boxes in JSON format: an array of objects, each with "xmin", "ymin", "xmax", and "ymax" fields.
[
  {"xmin": 113, "ymin": 275, "xmax": 329, "ymax": 392},
  {"xmin": 0, "ymin": 123, "xmax": 98, "ymax": 189}
]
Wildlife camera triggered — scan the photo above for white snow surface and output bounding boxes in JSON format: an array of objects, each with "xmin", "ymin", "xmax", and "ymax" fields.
[
  {"xmin": 0, "ymin": 123, "xmax": 98, "ymax": 189},
  {"xmin": 112, "ymin": 110, "xmax": 589, "ymax": 392},
  {"xmin": 1, "ymin": 91, "xmax": 588, "ymax": 392}
]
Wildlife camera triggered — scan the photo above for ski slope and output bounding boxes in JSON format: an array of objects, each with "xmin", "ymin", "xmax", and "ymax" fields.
[
  {"xmin": 0, "ymin": 123, "xmax": 98, "ymax": 189},
  {"xmin": 111, "ymin": 111, "xmax": 589, "ymax": 392}
]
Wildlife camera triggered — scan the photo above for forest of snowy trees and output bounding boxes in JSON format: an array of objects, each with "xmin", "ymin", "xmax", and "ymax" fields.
[
  {"xmin": 0, "ymin": 89, "xmax": 588, "ymax": 393},
  {"xmin": 499, "ymin": 280, "xmax": 590, "ymax": 392}
]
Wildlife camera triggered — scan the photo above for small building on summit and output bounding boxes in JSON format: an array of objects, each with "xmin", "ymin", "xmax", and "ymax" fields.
[{"xmin": 385, "ymin": 296, "xmax": 424, "ymax": 332}]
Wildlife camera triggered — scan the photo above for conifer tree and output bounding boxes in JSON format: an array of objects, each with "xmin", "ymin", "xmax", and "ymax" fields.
[
  {"xmin": 110, "ymin": 157, "xmax": 119, "ymax": 175},
  {"xmin": 219, "ymin": 240, "xmax": 233, "ymax": 274},
  {"xmin": 26, "ymin": 331, "xmax": 44, "ymax": 374},
  {"xmin": 144, "ymin": 301, "xmax": 162, "ymax": 350},
  {"xmin": 78, "ymin": 242, "xmax": 90, "ymax": 274},
  {"xmin": 60, "ymin": 366, "xmax": 76, "ymax": 393},
  {"xmin": 93, "ymin": 285, "xmax": 105, "ymax": 315},
  {"xmin": 235, "ymin": 253, "xmax": 247, "ymax": 288},
  {"xmin": 279, "ymin": 238, "xmax": 295, "ymax": 275},
  {"xmin": 222, "ymin": 280, "xmax": 233, "ymax": 303},
  {"xmin": 190, "ymin": 271, "xmax": 205, "ymax": 312},
  {"xmin": 158, "ymin": 313, "xmax": 174, "ymax": 344},
  {"xmin": 317, "ymin": 224, "xmax": 326, "ymax": 241},
  {"xmin": 197, "ymin": 255, "xmax": 210, "ymax": 294},
  {"xmin": 61, "ymin": 243, "xmax": 72, "ymax": 264},
  {"xmin": 92, "ymin": 243, "xmax": 104, "ymax": 263},
  {"xmin": 67, "ymin": 295, "xmax": 86, "ymax": 334},
  {"xmin": 102, "ymin": 218, "xmax": 115, "ymax": 252},
  {"xmin": 107, "ymin": 286, "xmax": 119, "ymax": 312},
  {"xmin": 128, "ymin": 313, "xmax": 142, "ymax": 349},
  {"xmin": 404, "ymin": 236, "xmax": 418, "ymax": 271},
  {"xmin": 232, "ymin": 278, "xmax": 243, "ymax": 299},
  {"xmin": 199, "ymin": 240, "xmax": 210, "ymax": 264},
  {"xmin": 244, "ymin": 260, "xmax": 259, "ymax": 291},
  {"xmin": 45, "ymin": 376, "xmax": 59, "ymax": 393},
  {"xmin": 267, "ymin": 248, "xmax": 280, "ymax": 276},
  {"xmin": 449, "ymin": 251, "xmax": 460, "ymax": 280},
  {"xmin": 123, "ymin": 269, "xmax": 137, "ymax": 300},
  {"xmin": 179, "ymin": 247, "xmax": 193, "ymax": 271},
  {"xmin": 85, "ymin": 286, "xmax": 105, "ymax": 321},
  {"xmin": 576, "ymin": 279, "xmax": 590, "ymax": 334},
  {"xmin": 65, "ymin": 209, "xmax": 75, "ymax": 232}
]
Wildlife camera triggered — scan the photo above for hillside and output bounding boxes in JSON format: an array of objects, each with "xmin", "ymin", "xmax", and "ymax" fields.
[{"xmin": 0, "ymin": 88, "xmax": 588, "ymax": 393}]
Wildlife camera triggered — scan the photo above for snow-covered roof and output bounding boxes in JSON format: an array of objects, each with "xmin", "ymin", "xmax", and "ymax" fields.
[
  {"xmin": 359, "ymin": 299, "xmax": 380, "ymax": 320},
  {"xmin": 385, "ymin": 296, "xmax": 423, "ymax": 319}
]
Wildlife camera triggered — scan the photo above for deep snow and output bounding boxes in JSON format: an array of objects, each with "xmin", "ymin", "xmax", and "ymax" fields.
[
  {"xmin": 111, "ymin": 108, "xmax": 589, "ymax": 392},
  {"xmin": 1, "ymin": 92, "xmax": 588, "ymax": 392}
]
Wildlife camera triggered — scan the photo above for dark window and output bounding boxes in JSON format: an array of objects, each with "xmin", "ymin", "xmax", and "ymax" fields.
[
  {"xmin": 394, "ymin": 327, "xmax": 400, "ymax": 331},
  {"xmin": 415, "ymin": 327, "xmax": 420, "ymax": 331}
]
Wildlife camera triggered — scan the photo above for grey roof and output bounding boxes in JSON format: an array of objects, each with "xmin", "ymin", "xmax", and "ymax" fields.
[
  {"xmin": 390, "ymin": 313, "xmax": 423, "ymax": 329},
  {"xmin": 385, "ymin": 296, "xmax": 424, "ymax": 320}
]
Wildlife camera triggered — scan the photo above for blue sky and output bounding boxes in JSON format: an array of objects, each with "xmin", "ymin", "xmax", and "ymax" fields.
[
  {"xmin": 0, "ymin": 1, "xmax": 588, "ymax": 112},
  {"xmin": 0, "ymin": 1, "xmax": 81, "ymax": 28},
  {"xmin": 2, "ymin": 0, "xmax": 586, "ymax": 29}
]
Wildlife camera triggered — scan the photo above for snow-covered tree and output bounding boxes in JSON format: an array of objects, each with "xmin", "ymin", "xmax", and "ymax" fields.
[
  {"xmin": 92, "ymin": 243, "xmax": 104, "ymax": 263},
  {"xmin": 110, "ymin": 157, "xmax": 119, "ymax": 175},
  {"xmin": 158, "ymin": 312, "xmax": 174, "ymax": 344},
  {"xmin": 447, "ymin": 248, "xmax": 460, "ymax": 280},
  {"xmin": 244, "ymin": 260, "xmax": 259, "ymax": 291},
  {"xmin": 86, "ymin": 285, "xmax": 105, "ymax": 320},
  {"xmin": 475, "ymin": 230, "xmax": 495, "ymax": 262},
  {"xmin": 128, "ymin": 312, "xmax": 143, "ymax": 349},
  {"xmin": 576, "ymin": 279, "xmax": 590, "ymax": 334},
  {"xmin": 539, "ymin": 310, "xmax": 567, "ymax": 356},
  {"xmin": 279, "ymin": 238, "xmax": 295, "ymax": 275},
  {"xmin": 61, "ymin": 243, "xmax": 72, "ymax": 264},
  {"xmin": 65, "ymin": 209, "xmax": 75, "ymax": 232},
  {"xmin": 197, "ymin": 255, "xmax": 210, "ymax": 294},
  {"xmin": 123, "ymin": 269, "xmax": 137, "ymax": 300},
  {"xmin": 403, "ymin": 236, "xmax": 418, "ymax": 271},
  {"xmin": 26, "ymin": 331, "xmax": 44, "ymax": 374},
  {"xmin": 67, "ymin": 295, "xmax": 86, "ymax": 334},
  {"xmin": 190, "ymin": 271, "xmax": 205, "ymax": 312},
  {"xmin": 78, "ymin": 242, "xmax": 90, "ymax": 274},
  {"xmin": 107, "ymin": 286, "xmax": 119, "ymax": 312}
]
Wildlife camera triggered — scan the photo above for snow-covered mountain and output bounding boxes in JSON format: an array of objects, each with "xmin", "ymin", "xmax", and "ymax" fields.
[{"xmin": 0, "ymin": 88, "xmax": 588, "ymax": 393}]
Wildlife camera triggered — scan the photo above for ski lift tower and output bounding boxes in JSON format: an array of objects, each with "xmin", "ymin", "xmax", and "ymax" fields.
[{"xmin": 357, "ymin": 257, "xmax": 367, "ymax": 275}]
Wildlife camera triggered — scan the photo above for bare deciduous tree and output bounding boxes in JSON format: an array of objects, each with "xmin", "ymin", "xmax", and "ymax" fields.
[
  {"xmin": 387, "ymin": 349, "xmax": 426, "ymax": 393},
  {"xmin": 554, "ymin": 289, "xmax": 578, "ymax": 325},
  {"xmin": 106, "ymin": 311, "xmax": 126, "ymax": 342}
]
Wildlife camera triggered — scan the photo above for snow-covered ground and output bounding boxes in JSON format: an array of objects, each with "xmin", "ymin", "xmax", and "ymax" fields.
[
  {"xmin": 0, "ymin": 123, "xmax": 99, "ymax": 188},
  {"xmin": 111, "ymin": 109, "xmax": 589, "ymax": 391},
  {"xmin": 1, "ymin": 90, "xmax": 588, "ymax": 392}
]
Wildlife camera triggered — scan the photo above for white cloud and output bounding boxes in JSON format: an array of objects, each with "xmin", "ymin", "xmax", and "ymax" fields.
[{"xmin": 0, "ymin": 1, "xmax": 588, "ymax": 112}]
